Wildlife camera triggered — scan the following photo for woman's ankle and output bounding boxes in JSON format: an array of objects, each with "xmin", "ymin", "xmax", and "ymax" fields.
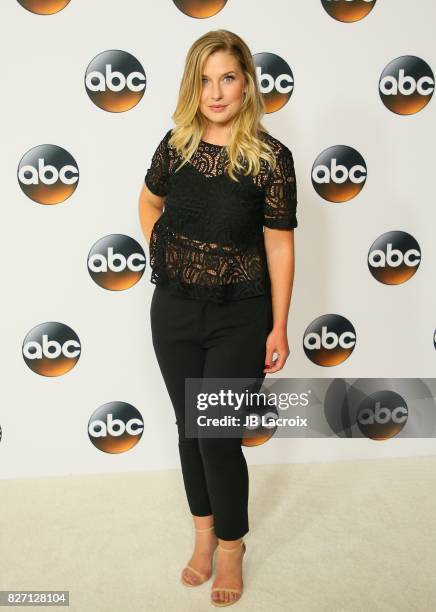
[
  {"xmin": 192, "ymin": 514, "xmax": 214, "ymax": 531},
  {"xmin": 217, "ymin": 537, "xmax": 243, "ymax": 551}
]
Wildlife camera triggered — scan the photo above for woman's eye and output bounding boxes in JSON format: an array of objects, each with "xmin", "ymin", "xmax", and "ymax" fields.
[{"xmin": 202, "ymin": 76, "xmax": 234, "ymax": 84}]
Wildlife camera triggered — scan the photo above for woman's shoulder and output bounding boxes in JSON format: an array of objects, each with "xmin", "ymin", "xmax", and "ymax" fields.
[
  {"xmin": 258, "ymin": 130, "xmax": 292, "ymax": 158},
  {"xmin": 161, "ymin": 127, "xmax": 174, "ymax": 145}
]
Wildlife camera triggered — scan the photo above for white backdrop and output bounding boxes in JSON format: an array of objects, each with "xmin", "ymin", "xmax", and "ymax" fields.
[{"xmin": 2, "ymin": 0, "xmax": 436, "ymax": 479}]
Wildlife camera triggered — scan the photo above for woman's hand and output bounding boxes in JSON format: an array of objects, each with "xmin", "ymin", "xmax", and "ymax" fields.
[{"xmin": 263, "ymin": 327, "xmax": 290, "ymax": 374}]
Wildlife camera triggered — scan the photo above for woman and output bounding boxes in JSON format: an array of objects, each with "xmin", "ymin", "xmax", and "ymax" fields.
[{"xmin": 138, "ymin": 29, "xmax": 297, "ymax": 607}]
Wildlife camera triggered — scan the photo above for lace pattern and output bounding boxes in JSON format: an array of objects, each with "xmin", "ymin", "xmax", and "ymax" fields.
[{"xmin": 144, "ymin": 129, "xmax": 298, "ymax": 302}]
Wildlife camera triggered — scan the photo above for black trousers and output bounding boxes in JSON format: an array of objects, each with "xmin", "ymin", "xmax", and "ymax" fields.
[{"xmin": 150, "ymin": 283, "xmax": 273, "ymax": 540}]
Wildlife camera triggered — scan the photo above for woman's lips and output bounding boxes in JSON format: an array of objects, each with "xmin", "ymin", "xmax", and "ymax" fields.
[{"xmin": 209, "ymin": 105, "xmax": 227, "ymax": 112}]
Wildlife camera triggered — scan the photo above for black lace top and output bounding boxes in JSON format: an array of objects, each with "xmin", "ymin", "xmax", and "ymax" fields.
[{"xmin": 144, "ymin": 128, "xmax": 298, "ymax": 303}]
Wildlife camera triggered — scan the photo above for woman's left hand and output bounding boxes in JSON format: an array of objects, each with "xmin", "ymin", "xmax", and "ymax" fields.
[{"xmin": 263, "ymin": 327, "xmax": 290, "ymax": 373}]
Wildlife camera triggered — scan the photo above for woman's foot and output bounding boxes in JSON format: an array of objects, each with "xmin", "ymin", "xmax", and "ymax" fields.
[
  {"xmin": 211, "ymin": 539, "xmax": 245, "ymax": 605},
  {"xmin": 181, "ymin": 526, "xmax": 218, "ymax": 586}
]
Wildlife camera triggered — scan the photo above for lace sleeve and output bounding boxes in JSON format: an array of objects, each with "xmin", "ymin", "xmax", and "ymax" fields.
[
  {"xmin": 263, "ymin": 146, "xmax": 298, "ymax": 230},
  {"xmin": 144, "ymin": 131, "xmax": 170, "ymax": 196}
]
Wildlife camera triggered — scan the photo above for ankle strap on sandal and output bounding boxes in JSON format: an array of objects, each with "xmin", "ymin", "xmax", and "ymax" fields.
[
  {"xmin": 217, "ymin": 540, "xmax": 244, "ymax": 552},
  {"xmin": 195, "ymin": 525, "xmax": 215, "ymax": 532}
]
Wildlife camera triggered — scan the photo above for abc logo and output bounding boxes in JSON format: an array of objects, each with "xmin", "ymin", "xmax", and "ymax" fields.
[
  {"xmin": 324, "ymin": 379, "xmax": 434, "ymax": 440},
  {"xmin": 17, "ymin": 144, "xmax": 79, "ymax": 205},
  {"xmin": 173, "ymin": 0, "xmax": 227, "ymax": 18},
  {"xmin": 357, "ymin": 391, "xmax": 408, "ymax": 440},
  {"xmin": 312, "ymin": 145, "xmax": 367, "ymax": 202},
  {"xmin": 22, "ymin": 322, "xmax": 81, "ymax": 376},
  {"xmin": 88, "ymin": 234, "xmax": 146, "ymax": 290},
  {"xmin": 322, "ymin": 0, "xmax": 376, "ymax": 23},
  {"xmin": 17, "ymin": 0, "xmax": 71, "ymax": 15},
  {"xmin": 303, "ymin": 314, "xmax": 356, "ymax": 366},
  {"xmin": 379, "ymin": 56, "xmax": 434, "ymax": 115},
  {"xmin": 368, "ymin": 231, "xmax": 421, "ymax": 284},
  {"xmin": 85, "ymin": 50, "xmax": 146, "ymax": 112},
  {"xmin": 253, "ymin": 53, "xmax": 294, "ymax": 112},
  {"xmin": 88, "ymin": 402, "xmax": 144, "ymax": 453}
]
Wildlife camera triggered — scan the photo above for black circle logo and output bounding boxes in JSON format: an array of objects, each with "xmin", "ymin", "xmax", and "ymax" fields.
[
  {"xmin": 253, "ymin": 53, "xmax": 294, "ymax": 113},
  {"xmin": 368, "ymin": 231, "xmax": 421, "ymax": 285},
  {"xmin": 379, "ymin": 56, "xmax": 434, "ymax": 115},
  {"xmin": 85, "ymin": 50, "xmax": 146, "ymax": 112},
  {"xmin": 18, "ymin": 144, "xmax": 79, "ymax": 205},
  {"xmin": 173, "ymin": 0, "xmax": 227, "ymax": 18},
  {"xmin": 88, "ymin": 402, "xmax": 144, "ymax": 453},
  {"xmin": 17, "ymin": 0, "xmax": 71, "ymax": 15},
  {"xmin": 321, "ymin": 0, "xmax": 377, "ymax": 23},
  {"xmin": 303, "ymin": 314, "xmax": 356, "ymax": 366},
  {"xmin": 22, "ymin": 322, "xmax": 81, "ymax": 376},
  {"xmin": 357, "ymin": 390, "xmax": 408, "ymax": 440},
  {"xmin": 87, "ymin": 235, "xmax": 146, "ymax": 290},
  {"xmin": 312, "ymin": 145, "xmax": 367, "ymax": 202}
]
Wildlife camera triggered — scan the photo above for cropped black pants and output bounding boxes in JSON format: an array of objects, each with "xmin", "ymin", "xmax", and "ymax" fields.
[{"xmin": 150, "ymin": 284, "xmax": 273, "ymax": 540}]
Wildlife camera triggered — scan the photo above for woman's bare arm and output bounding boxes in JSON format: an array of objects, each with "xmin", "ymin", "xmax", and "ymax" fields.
[
  {"xmin": 262, "ymin": 227, "xmax": 295, "ymax": 373},
  {"xmin": 138, "ymin": 183, "xmax": 166, "ymax": 244}
]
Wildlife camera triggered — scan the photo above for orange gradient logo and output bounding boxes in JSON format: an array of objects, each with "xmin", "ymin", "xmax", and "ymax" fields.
[
  {"xmin": 173, "ymin": 0, "xmax": 227, "ymax": 18},
  {"xmin": 303, "ymin": 315, "xmax": 356, "ymax": 366},
  {"xmin": 368, "ymin": 231, "xmax": 421, "ymax": 284},
  {"xmin": 321, "ymin": 0, "xmax": 376, "ymax": 22},
  {"xmin": 323, "ymin": 379, "xmax": 418, "ymax": 440},
  {"xmin": 253, "ymin": 53, "xmax": 294, "ymax": 113},
  {"xmin": 22, "ymin": 322, "xmax": 81, "ymax": 376},
  {"xmin": 17, "ymin": 144, "xmax": 79, "ymax": 205},
  {"xmin": 85, "ymin": 50, "xmax": 146, "ymax": 112},
  {"xmin": 88, "ymin": 234, "xmax": 146, "ymax": 290},
  {"xmin": 88, "ymin": 402, "xmax": 144, "ymax": 453},
  {"xmin": 356, "ymin": 390, "xmax": 408, "ymax": 440},
  {"xmin": 17, "ymin": 0, "xmax": 71, "ymax": 14},
  {"xmin": 379, "ymin": 56, "xmax": 434, "ymax": 115},
  {"xmin": 312, "ymin": 145, "xmax": 367, "ymax": 202}
]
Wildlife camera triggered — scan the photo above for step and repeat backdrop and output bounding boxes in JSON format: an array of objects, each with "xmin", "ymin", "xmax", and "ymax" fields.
[{"xmin": 2, "ymin": 0, "xmax": 436, "ymax": 478}]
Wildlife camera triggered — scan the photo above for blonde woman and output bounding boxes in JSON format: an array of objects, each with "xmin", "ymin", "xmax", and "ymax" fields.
[{"xmin": 139, "ymin": 29, "xmax": 298, "ymax": 607}]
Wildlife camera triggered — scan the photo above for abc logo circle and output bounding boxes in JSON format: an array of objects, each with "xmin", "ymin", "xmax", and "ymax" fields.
[
  {"xmin": 357, "ymin": 390, "xmax": 408, "ymax": 440},
  {"xmin": 324, "ymin": 379, "xmax": 414, "ymax": 439},
  {"xmin": 303, "ymin": 314, "xmax": 356, "ymax": 366},
  {"xmin": 22, "ymin": 322, "xmax": 81, "ymax": 376},
  {"xmin": 172, "ymin": 0, "xmax": 227, "ymax": 18},
  {"xmin": 368, "ymin": 231, "xmax": 421, "ymax": 284},
  {"xmin": 18, "ymin": 144, "xmax": 79, "ymax": 205},
  {"xmin": 379, "ymin": 55, "xmax": 434, "ymax": 115},
  {"xmin": 321, "ymin": 0, "xmax": 376, "ymax": 23},
  {"xmin": 88, "ymin": 234, "xmax": 146, "ymax": 290},
  {"xmin": 88, "ymin": 402, "xmax": 144, "ymax": 453},
  {"xmin": 253, "ymin": 53, "xmax": 294, "ymax": 112},
  {"xmin": 85, "ymin": 50, "xmax": 146, "ymax": 112},
  {"xmin": 17, "ymin": 0, "xmax": 71, "ymax": 15},
  {"xmin": 312, "ymin": 145, "xmax": 367, "ymax": 202}
]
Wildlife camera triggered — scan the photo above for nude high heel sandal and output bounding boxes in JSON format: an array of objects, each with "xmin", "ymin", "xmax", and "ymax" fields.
[
  {"xmin": 210, "ymin": 539, "xmax": 246, "ymax": 607},
  {"xmin": 180, "ymin": 525, "xmax": 217, "ymax": 587}
]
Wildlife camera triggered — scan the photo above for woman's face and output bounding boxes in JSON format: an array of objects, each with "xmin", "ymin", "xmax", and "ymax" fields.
[{"xmin": 199, "ymin": 50, "xmax": 246, "ymax": 131}]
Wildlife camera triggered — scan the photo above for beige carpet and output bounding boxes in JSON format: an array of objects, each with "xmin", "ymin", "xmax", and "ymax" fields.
[{"xmin": 1, "ymin": 456, "xmax": 435, "ymax": 611}]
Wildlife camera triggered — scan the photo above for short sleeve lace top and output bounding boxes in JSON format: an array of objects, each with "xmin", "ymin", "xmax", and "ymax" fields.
[{"xmin": 144, "ymin": 128, "xmax": 298, "ymax": 303}]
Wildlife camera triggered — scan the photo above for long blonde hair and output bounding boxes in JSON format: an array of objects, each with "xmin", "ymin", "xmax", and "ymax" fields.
[{"xmin": 169, "ymin": 29, "xmax": 277, "ymax": 182}]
